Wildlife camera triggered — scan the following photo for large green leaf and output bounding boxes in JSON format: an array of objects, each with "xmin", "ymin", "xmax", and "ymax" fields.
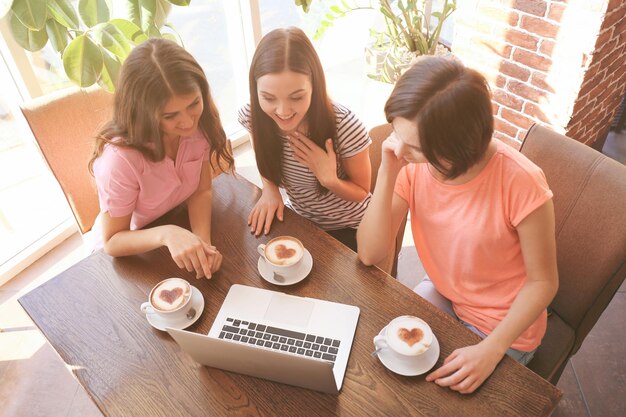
[
  {"xmin": 10, "ymin": 0, "xmax": 47, "ymax": 30},
  {"xmin": 92, "ymin": 21, "xmax": 134, "ymax": 59},
  {"xmin": 45, "ymin": 18, "xmax": 69, "ymax": 52},
  {"xmin": 0, "ymin": 0, "xmax": 12, "ymax": 20},
  {"xmin": 63, "ymin": 34, "xmax": 103, "ymax": 87},
  {"xmin": 165, "ymin": 0, "xmax": 191, "ymax": 5},
  {"xmin": 127, "ymin": 0, "xmax": 157, "ymax": 31},
  {"xmin": 48, "ymin": 0, "xmax": 80, "ymax": 30},
  {"xmin": 78, "ymin": 0, "xmax": 111, "ymax": 28},
  {"xmin": 9, "ymin": 11, "xmax": 48, "ymax": 51},
  {"xmin": 154, "ymin": 0, "xmax": 172, "ymax": 27},
  {"xmin": 109, "ymin": 18, "xmax": 148, "ymax": 44},
  {"xmin": 97, "ymin": 47, "xmax": 121, "ymax": 92}
]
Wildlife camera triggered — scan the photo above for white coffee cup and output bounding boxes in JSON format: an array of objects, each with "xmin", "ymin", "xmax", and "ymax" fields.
[
  {"xmin": 374, "ymin": 316, "xmax": 434, "ymax": 360},
  {"xmin": 257, "ymin": 236, "xmax": 305, "ymax": 275},
  {"xmin": 140, "ymin": 277, "xmax": 192, "ymax": 320}
]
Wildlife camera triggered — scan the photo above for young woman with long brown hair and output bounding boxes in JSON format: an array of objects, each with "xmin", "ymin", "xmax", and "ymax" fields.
[
  {"xmin": 358, "ymin": 56, "xmax": 558, "ymax": 393},
  {"xmin": 238, "ymin": 27, "xmax": 372, "ymax": 251},
  {"xmin": 89, "ymin": 38, "xmax": 233, "ymax": 279}
]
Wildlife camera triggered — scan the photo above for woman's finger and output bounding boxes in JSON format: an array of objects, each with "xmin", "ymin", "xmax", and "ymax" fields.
[
  {"xmin": 249, "ymin": 207, "xmax": 260, "ymax": 232},
  {"xmin": 254, "ymin": 207, "xmax": 268, "ymax": 236},
  {"xmin": 181, "ymin": 256, "xmax": 194, "ymax": 273},
  {"xmin": 211, "ymin": 252, "xmax": 223, "ymax": 273},
  {"xmin": 196, "ymin": 247, "xmax": 212, "ymax": 278},
  {"xmin": 263, "ymin": 207, "xmax": 276, "ymax": 235}
]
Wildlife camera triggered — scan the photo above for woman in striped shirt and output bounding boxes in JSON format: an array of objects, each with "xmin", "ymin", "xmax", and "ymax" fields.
[{"xmin": 238, "ymin": 27, "xmax": 372, "ymax": 251}]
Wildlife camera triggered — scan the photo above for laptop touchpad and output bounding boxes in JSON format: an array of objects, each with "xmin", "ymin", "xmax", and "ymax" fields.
[{"xmin": 264, "ymin": 294, "xmax": 315, "ymax": 328}]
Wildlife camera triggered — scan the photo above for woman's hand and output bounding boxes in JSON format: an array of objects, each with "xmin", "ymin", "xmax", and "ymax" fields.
[
  {"xmin": 162, "ymin": 225, "xmax": 220, "ymax": 279},
  {"xmin": 380, "ymin": 133, "xmax": 408, "ymax": 176},
  {"xmin": 425, "ymin": 340, "xmax": 505, "ymax": 394},
  {"xmin": 248, "ymin": 183, "xmax": 284, "ymax": 236},
  {"xmin": 288, "ymin": 131, "xmax": 338, "ymax": 188}
]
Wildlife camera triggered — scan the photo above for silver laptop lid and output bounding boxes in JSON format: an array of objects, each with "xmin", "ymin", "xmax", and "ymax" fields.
[{"xmin": 168, "ymin": 284, "xmax": 360, "ymax": 393}]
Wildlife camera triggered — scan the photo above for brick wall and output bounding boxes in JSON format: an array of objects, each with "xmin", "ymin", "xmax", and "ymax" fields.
[{"xmin": 451, "ymin": 0, "xmax": 626, "ymax": 148}]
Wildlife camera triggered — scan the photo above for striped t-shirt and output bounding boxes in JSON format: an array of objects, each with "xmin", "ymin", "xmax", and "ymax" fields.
[{"xmin": 238, "ymin": 103, "xmax": 372, "ymax": 230}]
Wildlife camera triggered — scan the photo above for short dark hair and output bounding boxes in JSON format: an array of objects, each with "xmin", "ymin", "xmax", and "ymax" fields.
[{"xmin": 384, "ymin": 56, "xmax": 494, "ymax": 179}]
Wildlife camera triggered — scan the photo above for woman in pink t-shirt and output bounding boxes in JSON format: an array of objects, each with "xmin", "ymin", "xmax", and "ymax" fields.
[
  {"xmin": 89, "ymin": 39, "xmax": 234, "ymax": 279},
  {"xmin": 357, "ymin": 57, "xmax": 558, "ymax": 394}
]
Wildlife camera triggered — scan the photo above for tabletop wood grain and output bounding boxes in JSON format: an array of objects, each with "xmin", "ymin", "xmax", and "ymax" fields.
[{"xmin": 19, "ymin": 173, "xmax": 561, "ymax": 417}]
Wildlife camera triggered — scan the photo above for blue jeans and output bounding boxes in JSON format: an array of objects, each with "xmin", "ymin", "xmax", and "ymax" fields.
[{"xmin": 414, "ymin": 277, "xmax": 536, "ymax": 365}]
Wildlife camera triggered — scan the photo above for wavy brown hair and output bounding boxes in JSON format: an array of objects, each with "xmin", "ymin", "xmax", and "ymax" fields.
[
  {"xmin": 248, "ymin": 27, "xmax": 336, "ymax": 186},
  {"xmin": 89, "ymin": 38, "xmax": 233, "ymax": 174},
  {"xmin": 385, "ymin": 56, "xmax": 493, "ymax": 179}
]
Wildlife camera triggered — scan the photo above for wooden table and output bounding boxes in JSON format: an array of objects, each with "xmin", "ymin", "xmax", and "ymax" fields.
[{"xmin": 19, "ymin": 174, "xmax": 561, "ymax": 416}]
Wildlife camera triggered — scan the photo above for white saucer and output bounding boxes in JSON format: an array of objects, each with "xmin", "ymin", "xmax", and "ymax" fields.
[
  {"xmin": 374, "ymin": 327, "xmax": 440, "ymax": 376},
  {"xmin": 145, "ymin": 286, "xmax": 204, "ymax": 331},
  {"xmin": 257, "ymin": 249, "xmax": 313, "ymax": 286}
]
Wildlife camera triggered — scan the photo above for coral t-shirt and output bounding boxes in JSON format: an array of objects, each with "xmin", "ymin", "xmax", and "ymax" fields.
[
  {"xmin": 394, "ymin": 140, "xmax": 553, "ymax": 351},
  {"xmin": 93, "ymin": 131, "xmax": 209, "ymax": 231}
]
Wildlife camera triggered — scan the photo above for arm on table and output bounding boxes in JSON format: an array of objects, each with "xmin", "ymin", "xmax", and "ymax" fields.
[{"xmin": 357, "ymin": 135, "xmax": 408, "ymax": 265}]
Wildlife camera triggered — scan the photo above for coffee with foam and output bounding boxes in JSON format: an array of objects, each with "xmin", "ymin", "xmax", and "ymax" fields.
[
  {"xmin": 150, "ymin": 278, "xmax": 191, "ymax": 312},
  {"xmin": 386, "ymin": 316, "xmax": 433, "ymax": 356},
  {"xmin": 264, "ymin": 236, "xmax": 304, "ymax": 266}
]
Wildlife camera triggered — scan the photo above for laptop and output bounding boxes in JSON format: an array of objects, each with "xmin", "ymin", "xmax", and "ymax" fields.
[{"xmin": 166, "ymin": 284, "xmax": 360, "ymax": 394}]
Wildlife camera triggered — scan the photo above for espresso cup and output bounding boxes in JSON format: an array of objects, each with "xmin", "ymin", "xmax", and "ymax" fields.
[
  {"xmin": 140, "ymin": 277, "xmax": 192, "ymax": 320},
  {"xmin": 257, "ymin": 236, "xmax": 305, "ymax": 275},
  {"xmin": 374, "ymin": 316, "xmax": 434, "ymax": 360}
]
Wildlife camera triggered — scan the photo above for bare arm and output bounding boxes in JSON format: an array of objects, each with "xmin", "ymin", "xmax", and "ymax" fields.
[
  {"xmin": 357, "ymin": 134, "xmax": 409, "ymax": 265},
  {"xmin": 187, "ymin": 160, "xmax": 223, "ymax": 276},
  {"xmin": 187, "ymin": 160, "xmax": 213, "ymax": 244},
  {"xmin": 325, "ymin": 149, "xmax": 371, "ymax": 202},
  {"xmin": 427, "ymin": 200, "xmax": 558, "ymax": 394}
]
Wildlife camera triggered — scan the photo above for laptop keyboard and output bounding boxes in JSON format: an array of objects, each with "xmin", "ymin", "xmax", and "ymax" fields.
[{"xmin": 218, "ymin": 317, "xmax": 340, "ymax": 363}]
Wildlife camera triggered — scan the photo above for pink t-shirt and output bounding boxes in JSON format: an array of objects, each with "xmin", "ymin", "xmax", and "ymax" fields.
[
  {"xmin": 394, "ymin": 140, "xmax": 553, "ymax": 351},
  {"xmin": 93, "ymin": 131, "xmax": 209, "ymax": 231}
]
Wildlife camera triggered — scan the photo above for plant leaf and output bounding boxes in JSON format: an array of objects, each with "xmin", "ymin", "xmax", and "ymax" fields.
[
  {"xmin": 78, "ymin": 0, "xmax": 111, "ymax": 28},
  {"xmin": 47, "ymin": 0, "xmax": 80, "ymax": 30},
  {"xmin": 127, "ymin": 0, "xmax": 157, "ymax": 31},
  {"xmin": 10, "ymin": 0, "xmax": 47, "ymax": 30},
  {"xmin": 45, "ymin": 18, "xmax": 68, "ymax": 52},
  {"xmin": 97, "ymin": 47, "xmax": 121, "ymax": 92},
  {"xmin": 9, "ymin": 11, "xmax": 48, "ymax": 51},
  {"xmin": 62, "ymin": 34, "xmax": 103, "ymax": 87},
  {"xmin": 164, "ymin": 0, "xmax": 190, "ymax": 5},
  {"xmin": 154, "ymin": 0, "xmax": 172, "ymax": 27},
  {"xmin": 92, "ymin": 22, "xmax": 134, "ymax": 60},
  {"xmin": 109, "ymin": 18, "xmax": 148, "ymax": 44}
]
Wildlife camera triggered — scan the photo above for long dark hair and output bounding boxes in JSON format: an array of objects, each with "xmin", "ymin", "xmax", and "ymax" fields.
[
  {"xmin": 248, "ymin": 27, "xmax": 336, "ymax": 186},
  {"xmin": 89, "ymin": 38, "xmax": 233, "ymax": 174},
  {"xmin": 385, "ymin": 56, "xmax": 493, "ymax": 179}
]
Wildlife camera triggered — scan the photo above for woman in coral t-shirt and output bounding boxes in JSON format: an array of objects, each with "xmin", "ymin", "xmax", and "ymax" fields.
[
  {"xmin": 89, "ymin": 39, "xmax": 233, "ymax": 279},
  {"xmin": 357, "ymin": 56, "xmax": 558, "ymax": 394}
]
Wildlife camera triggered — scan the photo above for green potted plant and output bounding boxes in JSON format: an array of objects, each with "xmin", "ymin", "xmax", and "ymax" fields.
[
  {"xmin": 2, "ymin": 0, "xmax": 190, "ymax": 91},
  {"xmin": 295, "ymin": 0, "xmax": 456, "ymax": 83}
]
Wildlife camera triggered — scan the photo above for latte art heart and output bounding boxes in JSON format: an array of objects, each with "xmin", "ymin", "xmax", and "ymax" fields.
[
  {"xmin": 150, "ymin": 278, "xmax": 190, "ymax": 312},
  {"xmin": 159, "ymin": 287, "xmax": 183, "ymax": 305},
  {"xmin": 265, "ymin": 237, "xmax": 304, "ymax": 266},
  {"xmin": 397, "ymin": 327, "xmax": 424, "ymax": 347},
  {"xmin": 384, "ymin": 316, "xmax": 433, "ymax": 356},
  {"xmin": 275, "ymin": 244, "xmax": 296, "ymax": 259}
]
